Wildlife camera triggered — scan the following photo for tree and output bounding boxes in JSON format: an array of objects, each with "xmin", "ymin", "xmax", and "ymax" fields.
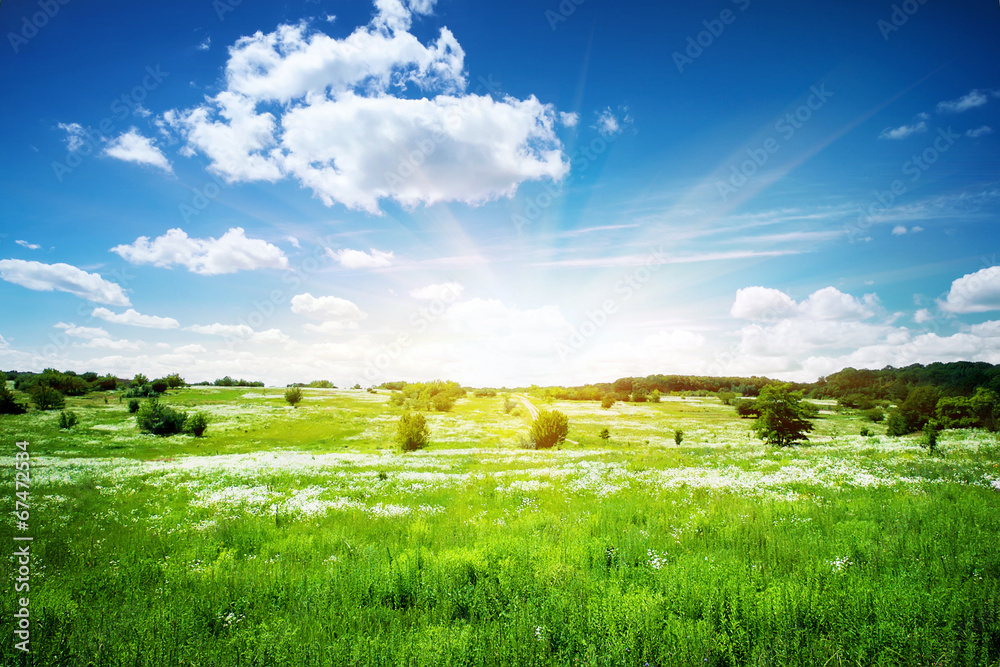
[
  {"xmin": 164, "ymin": 373, "xmax": 186, "ymax": 388},
  {"xmin": 601, "ymin": 395, "xmax": 615, "ymax": 409},
  {"xmin": 530, "ymin": 410, "xmax": 569, "ymax": 449},
  {"xmin": 0, "ymin": 374, "xmax": 27, "ymax": 415},
  {"xmin": 284, "ymin": 387, "xmax": 303, "ymax": 407},
  {"xmin": 150, "ymin": 379, "xmax": 169, "ymax": 394},
  {"xmin": 732, "ymin": 398, "xmax": 761, "ymax": 418},
  {"xmin": 131, "ymin": 373, "xmax": 149, "ymax": 388},
  {"xmin": 30, "ymin": 385, "xmax": 65, "ymax": 411},
  {"xmin": 649, "ymin": 390, "xmax": 661, "ymax": 403},
  {"xmin": 136, "ymin": 398, "xmax": 187, "ymax": 436},
  {"xmin": 751, "ymin": 383, "xmax": 813, "ymax": 447},
  {"xmin": 186, "ymin": 412, "xmax": 209, "ymax": 437},
  {"xmin": 970, "ymin": 387, "xmax": 999, "ymax": 431},
  {"xmin": 396, "ymin": 412, "xmax": 430, "ymax": 451}
]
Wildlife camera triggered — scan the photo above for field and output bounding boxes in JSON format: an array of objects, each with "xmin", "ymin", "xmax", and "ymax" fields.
[{"xmin": 2, "ymin": 387, "xmax": 1000, "ymax": 666}]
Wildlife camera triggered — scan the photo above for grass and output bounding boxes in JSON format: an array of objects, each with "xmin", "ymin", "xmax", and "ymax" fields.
[{"xmin": 2, "ymin": 387, "xmax": 999, "ymax": 665}]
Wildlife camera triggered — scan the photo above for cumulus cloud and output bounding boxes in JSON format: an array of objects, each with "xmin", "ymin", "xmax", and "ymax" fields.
[
  {"xmin": 291, "ymin": 293, "xmax": 367, "ymax": 326},
  {"xmin": 91, "ymin": 307, "xmax": 180, "ymax": 329},
  {"xmin": 936, "ymin": 90, "xmax": 992, "ymax": 114},
  {"xmin": 160, "ymin": 1, "xmax": 570, "ymax": 213},
  {"xmin": 0, "ymin": 259, "xmax": 130, "ymax": 306},
  {"xmin": 104, "ymin": 128, "xmax": 173, "ymax": 172},
  {"xmin": 15, "ymin": 240, "xmax": 40, "ymax": 250},
  {"xmin": 58, "ymin": 122, "xmax": 88, "ymax": 151},
  {"xmin": 110, "ymin": 227, "xmax": 288, "ymax": 275},
  {"xmin": 54, "ymin": 322, "xmax": 111, "ymax": 339},
  {"xmin": 798, "ymin": 287, "xmax": 878, "ymax": 321},
  {"xmin": 730, "ymin": 286, "xmax": 797, "ymax": 320},
  {"xmin": 878, "ymin": 121, "xmax": 927, "ymax": 140},
  {"xmin": 328, "ymin": 247, "xmax": 394, "ymax": 269},
  {"xmin": 939, "ymin": 266, "xmax": 1000, "ymax": 313},
  {"xmin": 410, "ymin": 281, "xmax": 463, "ymax": 300},
  {"xmin": 186, "ymin": 322, "xmax": 289, "ymax": 343},
  {"xmin": 914, "ymin": 308, "xmax": 933, "ymax": 324}
]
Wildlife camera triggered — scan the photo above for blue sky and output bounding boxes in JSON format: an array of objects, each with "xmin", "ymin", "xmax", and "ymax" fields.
[{"xmin": 1, "ymin": 0, "xmax": 999, "ymax": 387}]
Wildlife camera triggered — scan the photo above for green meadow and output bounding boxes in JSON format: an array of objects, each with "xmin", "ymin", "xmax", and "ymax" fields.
[{"xmin": 2, "ymin": 387, "xmax": 1000, "ymax": 666}]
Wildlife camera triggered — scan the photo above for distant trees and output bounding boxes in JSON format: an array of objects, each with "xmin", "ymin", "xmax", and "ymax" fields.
[
  {"xmin": 396, "ymin": 412, "xmax": 430, "ymax": 451},
  {"xmin": 212, "ymin": 376, "xmax": 264, "ymax": 387},
  {"xmin": 284, "ymin": 387, "xmax": 303, "ymax": 407},
  {"xmin": 886, "ymin": 386, "xmax": 941, "ymax": 436},
  {"xmin": 530, "ymin": 410, "xmax": 569, "ymax": 449},
  {"xmin": 751, "ymin": 383, "xmax": 813, "ymax": 447},
  {"xmin": 390, "ymin": 381, "xmax": 466, "ymax": 412}
]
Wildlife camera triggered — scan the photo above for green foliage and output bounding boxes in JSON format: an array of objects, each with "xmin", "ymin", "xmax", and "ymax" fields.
[
  {"xmin": 649, "ymin": 390, "xmax": 661, "ymax": 403},
  {"xmin": 924, "ymin": 420, "xmax": 940, "ymax": 451},
  {"xmin": 132, "ymin": 373, "xmax": 150, "ymax": 388},
  {"xmin": 862, "ymin": 407, "xmax": 885, "ymax": 423},
  {"xmin": 284, "ymin": 387, "xmax": 304, "ymax": 407},
  {"xmin": 213, "ymin": 376, "xmax": 264, "ymax": 387},
  {"xmin": 128, "ymin": 398, "xmax": 142, "ymax": 414},
  {"xmin": 885, "ymin": 409, "xmax": 910, "ymax": 437},
  {"xmin": 598, "ymin": 428, "xmax": 610, "ymax": 441},
  {"xmin": 529, "ymin": 409, "xmax": 569, "ymax": 449},
  {"xmin": 135, "ymin": 398, "xmax": 187, "ymax": 436},
  {"xmin": 601, "ymin": 395, "xmax": 615, "ymax": 409},
  {"xmin": 58, "ymin": 410, "xmax": 79, "ymax": 429},
  {"xmin": 718, "ymin": 391, "xmax": 735, "ymax": 405},
  {"xmin": 396, "ymin": 412, "xmax": 430, "ymax": 451},
  {"xmin": 186, "ymin": 412, "xmax": 209, "ymax": 437},
  {"xmin": 163, "ymin": 373, "xmax": 186, "ymax": 389},
  {"xmin": 30, "ymin": 384, "xmax": 66, "ymax": 411},
  {"xmin": 887, "ymin": 386, "xmax": 942, "ymax": 435},
  {"xmin": 307, "ymin": 380, "xmax": 336, "ymax": 388},
  {"xmin": 631, "ymin": 387, "xmax": 648, "ymax": 403},
  {"xmin": 124, "ymin": 383, "xmax": 159, "ymax": 398},
  {"xmin": 970, "ymin": 387, "xmax": 999, "ymax": 431},
  {"xmin": 150, "ymin": 379, "xmax": 169, "ymax": 394},
  {"xmin": 396, "ymin": 380, "xmax": 465, "ymax": 412},
  {"xmin": 732, "ymin": 397, "xmax": 761, "ymax": 418},
  {"xmin": 0, "ymin": 377, "xmax": 27, "ymax": 415},
  {"xmin": 674, "ymin": 429, "xmax": 683, "ymax": 445},
  {"xmin": 473, "ymin": 388, "xmax": 497, "ymax": 397},
  {"xmin": 751, "ymin": 383, "xmax": 813, "ymax": 447},
  {"xmin": 502, "ymin": 394, "xmax": 516, "ymax": 414},
  {"xmin": 93, "ymin": 374, "xmax": 120, "ymax": 391}
]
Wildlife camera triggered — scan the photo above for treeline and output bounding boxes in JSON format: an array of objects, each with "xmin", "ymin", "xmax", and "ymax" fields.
[
  {"xmin": 526, "ymin": 375, "xmax": 803, "ymax": 403},
  {"xmin": 385, "ymin": 380, "xmax": 466, "ymax": 412}
]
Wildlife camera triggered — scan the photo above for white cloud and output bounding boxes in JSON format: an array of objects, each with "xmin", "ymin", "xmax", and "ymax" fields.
[
  {"xmin": 111, "ymin": 227, "xmax": 288, "ymax": 275},
  {"xmin": 161, "ymin": 2, "xmax": 570, "ymax": 213},
  {"xmin": 54, "ymin": 322, "xmax": 110, "ymax": 339},
  {"xmin": 104, "ymin": 128, "xmax": 173, "ymax": 172},
  {"xmin": 936, "ymin": 90, "xmax": 990, "ymax": 113},
  {"xmin": 285, "ymin": 236, "xmax": 301, "ymax": 248},
  {"xmin": 594, "ymin": 108, "xmax": 621, "ymax": 137},
  {"xmin": 560, "ymin": 112, "xmax": 579, "ymax": 127},
  {"xmin": 186, "ymin": 322, "xmax": 289, "ymax": 344},
  {"xmin": 940, "ymin": 266, "xmax": 1000, "ymax": 313},
  {"xmin": 914, "ymin": 308, "xmax": 933, "ymax": 324},
  {"xmin": 91, "ymin": 307, "xmax": 180, "ymax": 329},
  {"xmin": 198, "ymin": 37, "xmax": 211, "ymax": 51},
  {"xmin": 291, "ymin": 293, "xmax": 367, "ymax": 324},
  {"xmin": 15, "ymin": 240, "xmax": 40, "ymax": 250},
  {"xmin": 730, "ymin": 286, "xmax": 797, "ymax": 320},
  {"xmin": 966, "ymin": 125, "xmax": 994, "ymax": 138},
  {"xmin": 878, "ymin": 121, "xmax": 927, "ymax": 140},
  {"xmin": 798, "ymin": 287, "xmax": 877, "ymax": 321},
  {"xmin": 174, "ymin": 344, "xmax": 207, "ymax": 354},
  {"xmin": 892, "ymin": 225, "xmax": 907, "ymax": 235},
  {"xmin": 58, "ymin": 122, "xmax": 88, "ymax": 151},
  {"xmin": 77, "ymin": 337, "xmax": 142, "ymax": 351},
  {"xmin": 328, "ymin": 247, "xmax": 394, "ymax": 269},
  {"xmin": 911, "ymin": 226, "xmax": 924, "ymax": 233},
  {"xmin": 0, "ymin": 259, "xmax": 130, "ymax": 306},
  {"xmin": 409, "ymin": 282, "xmax": 463, "ymax": 300}
]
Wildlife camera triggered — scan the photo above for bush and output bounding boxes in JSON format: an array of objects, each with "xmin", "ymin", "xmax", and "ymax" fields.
[
  {"xmin": 30, "ymin": 385, "xmax": 65, "ymax": 411},
  {"xmin": 123, "ymin": 384, "xmax": 158, "ymax": 398},
  {"xmin": 649, "ymin": 390, "xmax": 661, "ymax": 403},
  {"xmin": 530, "ymin": 410, "xmax": 569, "ymax": 449},
  {"xmin": 131, "ymin": 373, "xmax": 149, "ymax": 388},
  {"xmin": 186, "ymin": 412, "xmax": 209, "ymax": 437},
  {"xmin": 150, "ymin": 379, "xmax": 169, "ymax": 394},
  {"xmin": 924, "ymin": 421, "xmax": 940, "ymax": 451},
  {"xmin": 127, "ymin": 398, "xmax": 141, "ymax": 414},
  {"xmin": 284, "ymin": 387, "xmax": 303, "ymax": 407},
  {"xmin": 136, "ymin": 398, "xmax": 187, "ymax": 436},
  {"xmin": 58, "ymin": 410, "xmax": 79, "ymax": 429},
  {"xmin": 598, "ymin": 428, "xmax": 610, "ymax": 441},
  {"xmin": 732, "ymin": 398, "xmax": 760, "ymax": 418},
  {"xmin": 396, "ymin": 412, "xmax": 430, "ymax": 451},
  {"xmin": 674, "ymin": 429, "xmax": 684, "ymax": 446},
  {"xmin": 0, "ymin": 377, "xmax": 27, "ymax": 415},
  {"xmin": 601, "ymin": 395, "xmax": 615, "ymax": 409},
  {"xmin": 862, "ymin": 407, "xmax": 885, "ymax": 423},
  {"xmin": 718, "ymin": 391, "xmax": 735, "ymax": 406},
  {"xmin": 860, "ymin": 427, "xmax": 872, "ymax": 437}
]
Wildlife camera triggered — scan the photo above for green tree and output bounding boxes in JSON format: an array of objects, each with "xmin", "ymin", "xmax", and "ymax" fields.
[
  {"xmin": 186, "ymin": 412, "xmax": 209, "ymax": 437},
  {"xmin": 0, "ymin": 374, "xmax": 27, "ymax": 415},
  {"xmin": 284, "ymin": 386, "xmax": 303, "ymax": 407},
  {"xmin": 970, "ymin": 387, "xmax": 999, "ymax": 431},
  {"xmin": 30, "ymin": 385, "xmax": 65, "ymax": 411},
  {"xmin": 131, "ymin": 373, "xmax": 149, "ymax": 388},
  {"xmin": 530, "ymin": 410, "xmax": 569, "ymax": 449},
  {"xmin": 135, "ymin": 398, "xmax": 187, "ymax": 436},
  {"xmin": 751, "ymin": 383, "xmax": 813, "ymax": 447},
  {"xmin": 396, "ymin": 412, "xmax": 430, "ymax": 451}
]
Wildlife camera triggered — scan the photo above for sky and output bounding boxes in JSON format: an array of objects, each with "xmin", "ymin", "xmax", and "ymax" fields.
[{"xmin": 1, "ymin": 0, "xmax": 999, "ymax": 388}]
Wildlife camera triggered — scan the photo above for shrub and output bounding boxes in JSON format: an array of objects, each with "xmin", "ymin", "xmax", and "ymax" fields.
[
  {"xmin": 186, "ymin": 412, "xmax": 209, "ymax": 437},
  {"xmin": 674, "ymin": 429, "xmax": 684, "ymax": 446},
  {"xmin": 30, "ymin": 385, "xmax": 65, "ymax": 411},
  {"xmin": 530, "ymin": 410, "xmax": 569, "ymax": 449},
  {"xmin": 599, "ymin": 428, "xmax": 610, "ymax": 441},
  {"xmin": 284, "ymin": 387, "xmax": 303, "ymax": 407},
  {"xmin": 396, "ymin": 412, "xmax": 430, "ymax": 451},
  {"xmin": 124, "ymin": 384, "xmax": 158, "ymax": 398},
  {"xmin": 0, "ymin": 377, "xmax": 27, "ymax": 415},
  {"xmin": 649, "ymin": 390, "xmax": 661, "ymax": 403},
  {"xmin": 718, "ymin": 391, "xmax": 735, "ymax": 405},
  {"xmin": 502, "ymin": 395, "xmax": 517, "ymax": 414},
  {"xmin": 58, "ymin": 410, "xmax": 79, "ymax": 429},
  {"xmin": 860, "ymin": 427, "xmax": 871, "ymax": 437},
  {"xmin": 474, "ymin": 388, "xmax": 498, "ymax": 397},
  {"xmin": 136, "ymin": 398, "xmax": 187, "ymax": 436},
  {"xmin": 601, "ymin": 395, "xmax": 615, "ymax": 409},
  {"xmin": 127, "ymin": 398, "xmax": 141, "ymax": 414},
  {"xmin": 862, "ymin": 407, "xmax": 885, "ymax": 423},
  {"xmin": 924, "ymin": 421, "xmax": 940, "ymax": 451},
  {"xmin": 150, "ymin": 379, "xmax": 169, "ymax": 394}
]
